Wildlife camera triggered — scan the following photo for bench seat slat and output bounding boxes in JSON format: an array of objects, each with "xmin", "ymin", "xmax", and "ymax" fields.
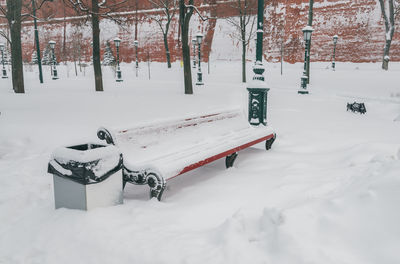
[{"xmin": 123, "ymin": 125, "xmax": 274, "ymax": 180}]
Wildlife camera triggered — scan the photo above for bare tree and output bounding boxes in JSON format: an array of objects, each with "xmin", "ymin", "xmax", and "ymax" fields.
[
  {"xmin": 0, "ymin": 0, "xmax": 53, "ymax": 93},
  {"xmin": 147, "ymin": 0, "xmax": 177, "ymax": 68},
  {"xmin": 225, "ymin": 0, "xmax": 257, "ymax": 83},
  {"xmin": 179, "ymin": 0, "xmax": 194, "ymax": 94},
  {"xmin": 63, "ymin": 0, "xmax": 127, "ymax": 92},
  {"xmin": 378, "ymin": 0, "xmax": 397, "ymax": 70},
  {"xmin": 0, "ymin": 0, "xmax": 24, "ymax": 93}
]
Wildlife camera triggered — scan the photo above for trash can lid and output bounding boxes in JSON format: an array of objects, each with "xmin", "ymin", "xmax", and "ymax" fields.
[
  {"xmin": 49, "ymin": 143, "xmax": 122, "ymax": 184},
  {"xmin": 52, "ymin": 143, "xmax": 120, "ymax": 164}
]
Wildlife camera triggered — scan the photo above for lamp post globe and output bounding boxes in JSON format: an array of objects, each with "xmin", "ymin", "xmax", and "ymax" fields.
[
  {"xmin": 192, "ymin": 38, "xmax": 197, "ymax": 68},
  {"xmin": 195, "ymin": 32, "xmax": 203, "ymax": 45},
  {"xmin": 0, "ymin": 42, "xmax": 7, "ymax": 79},
  {"xmin": 333, "ymin": 35, "xmax": 338, "ymax": 44},
  {"xmin": 298, "ymin": 26, "xmax": 313, "ymax": 94},
  {"xmin": 114, "ymin": 37, "xmax": 121, "ymax": 47},
  {"xmin": 195, "ymin": 32, "xmax": 204, "ymax": 86},
  {"xmin": 49, "ymin": 40, "xmax": 58, "ymax": 80},
  {"xmin": 114, "ymin": 38, "xmax": 123, "ymax": 82},
  {"xmin": 332, "ymin": 35, "xmax": 338, "ymax": 71},
  {"xmin": 49, "ymin": 40, "xmax": 56, "ymax": 50},
  {"xmin": 134, "ymin": 40, "xmax": 139, "ymax": 77},
  {"xmin": 302, "ymin": 26, "xmax": 313, "ymax": 42}
]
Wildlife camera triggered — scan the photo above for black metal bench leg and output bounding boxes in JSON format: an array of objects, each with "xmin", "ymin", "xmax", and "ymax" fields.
[
  {"xmin": 266, "ymin": 134, "xmax": 276, "ymax": 150},
  {"xmin": 225, "ymin": 152, "xmax": 238, "ymax": 168},
  {"xmin": 147, "ymin": 172, "xmax": 166, "ymax": 201},
  {"xmin": 123, "ymin": 168, "xmax": 166, "ymax": 201}
]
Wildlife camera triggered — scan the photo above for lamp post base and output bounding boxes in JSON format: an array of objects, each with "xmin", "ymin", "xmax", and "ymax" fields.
[
  {"xmin": 196, "ymin": 71, "xmax": 203, "ymax": 86},
  {"xmin": 247, "ymin": 86, "xmax": 269, "ymax": 126},
  {"xmin": 297, "ymin": 90, "xmax": 309, "ymax": 94},
  {"xmin": 299, "ymin": 73, "xmax": 308, "ymax": 94},
  {"xmin": 116, "ymin": 70, "xmax": 123, "ymax": 82},
  {"xmin": 52, "ymin": 69, "xmax": 59, "ymax": 80}
]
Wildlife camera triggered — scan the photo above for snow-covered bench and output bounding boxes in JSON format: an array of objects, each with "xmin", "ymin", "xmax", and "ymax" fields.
[{"xmin": 97, "ymin": 109, "xmax": 276, "ymax": 200}]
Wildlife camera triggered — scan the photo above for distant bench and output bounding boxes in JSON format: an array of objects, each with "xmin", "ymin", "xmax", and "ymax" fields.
[{"xmin": 97, "ymin": 109, "xmax": 276, "ymax": 200}]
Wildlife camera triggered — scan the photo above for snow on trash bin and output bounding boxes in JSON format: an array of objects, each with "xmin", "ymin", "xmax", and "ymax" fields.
[{"xmin": 48, "ymin": 143, "xmax": 123, "ymax": 210}]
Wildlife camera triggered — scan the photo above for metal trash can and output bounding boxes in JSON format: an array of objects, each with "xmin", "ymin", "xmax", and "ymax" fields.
[{"xmin": 48, "ymin": 143, "xmax": 123, "ymax": 210}]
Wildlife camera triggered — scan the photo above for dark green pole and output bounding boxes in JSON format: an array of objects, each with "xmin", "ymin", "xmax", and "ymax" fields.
[
  {"xmin": 32, "ymin": 0, "xmax": 43, "ymax": 83},
  {"xmin": 306, "ymin": 0, "xmax": 313, "ymax": 84},
  {"xmin": 256, "ymin": 0, "xmax": 264, "ymax": 62}
]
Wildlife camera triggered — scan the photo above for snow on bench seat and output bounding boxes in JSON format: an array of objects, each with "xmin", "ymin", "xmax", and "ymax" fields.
[{"xmin": 97, "ymin": 108, "xmax": 276, "ymax": 200}]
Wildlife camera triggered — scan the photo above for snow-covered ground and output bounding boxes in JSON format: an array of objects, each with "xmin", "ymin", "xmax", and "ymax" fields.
[{"xmin": 1, "ymin": 61, "xmax": 400, "ymax": 264}]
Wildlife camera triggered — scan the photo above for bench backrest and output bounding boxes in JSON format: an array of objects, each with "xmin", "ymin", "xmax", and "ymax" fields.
[{"xmin": 115, "ymin": 109, "xmax": 244, "ymax": 139}]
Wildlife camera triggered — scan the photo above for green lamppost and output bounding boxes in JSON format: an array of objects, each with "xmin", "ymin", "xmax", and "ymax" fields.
[
  {"xmin": 114, "ymin": 37, "xmax": 123, "ymax": 82},
  {"xmin": 192, "ymin": 38, "xmax": 197, "ymax": 68},
  {"xmin": 195, "ymin": 32, "xmax": 204, "ymax": 86},
  {"xmin": 49, "ymin": 40, "xmax": 58, "ymax": 80},
  {"xmin": 298, "ymin": 26, "xmax": 313, "ymax": 94},
  {"xmin": 0, "ymin": 43, "xmax": 8, "ymax": 79},
  {"xmin": 246, "ymin": 0, "xmax": 269, "ymax": 126},
  {"xmin": 134, "ymin": 40, "xmax": 138, "ymax": 77},
  {"xmin": 332, "ymin": 35, "xmax": 338, "ymax": 71}
]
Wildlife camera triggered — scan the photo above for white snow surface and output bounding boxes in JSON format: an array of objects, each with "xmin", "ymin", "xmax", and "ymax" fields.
[{"xmin": 1, "ymin": 61, "xmax": 400, "ymax": 264}]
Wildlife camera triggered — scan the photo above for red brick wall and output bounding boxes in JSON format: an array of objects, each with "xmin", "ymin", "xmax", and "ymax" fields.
[{"xmin": 0, "ymin": 0, "xmax": 398, "ymax": 64}]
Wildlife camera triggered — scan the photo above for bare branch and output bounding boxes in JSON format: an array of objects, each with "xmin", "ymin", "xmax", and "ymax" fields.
[
  {"xmin": 0, "ymin": 6, "xmax": 7, "ymax": 17},
  {"xmin": 0, "ymin": 30, "xmax": 11, "ymax": 44},
  {"xmin": 184, "ymin": 4, "xmax": 216, "ymax": 21}
]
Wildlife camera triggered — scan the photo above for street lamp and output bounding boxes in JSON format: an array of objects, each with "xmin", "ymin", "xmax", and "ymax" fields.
[
  {"xmin": 192, "ymin": 38, "xmax": 197, "ymax": 68},
  {"xmin": 0, "ymin": 43, "xmax": 8, "ymax": 79},
  {"xmin": 134, "ymin": 40, "xmax": 139, "ymax": 77},
  {"xmin": 246, "ymin": 0, "xmax": 270, "ymax": 126},
  {"xmin": 298, "ymin": 26, "xmax": 313, "ymax": 94},
  {"xmin": 49, "ymin": 40, "xmax": 58, "ymax": 80},
  {"xmin": 114, "ymin": 37, "xmax": 123, "ymax": 82},
  {"xmin": 332, "ymin": 35, "xmax": 338, "ymax": 71},
  {"xmin": 195, "ymin": 32, "xmax": 203, "ymax": 86}
]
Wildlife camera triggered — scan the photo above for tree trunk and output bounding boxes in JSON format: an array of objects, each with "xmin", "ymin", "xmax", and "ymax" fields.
[
  {"xmin": 378, "ymin": 0, "xmax": 395, "ymax": 71},
  {"xmin": 7, "ymin": 0, "xmax": 24, "ymax": 93},
  {"xmin": 91, "ymin": 0, "xmax": 104, "ymax": 92},
  {"xmin": 382, "ymin": 40, "xmax": 391, "ymax": 70},
  {"xmin": 241, "ymin": 39, "xmax": 246, "ymax": 83},
  {"xmin": 180, "ymin": 0, "xmax": 194, "ymax": 95},
  {"xmin": 63, "ymin": 5, "xmax": 67, "ymax": 61},
  {"xmin": 163, "ymin": 33, "xmax": 171, "ymax": 68}
]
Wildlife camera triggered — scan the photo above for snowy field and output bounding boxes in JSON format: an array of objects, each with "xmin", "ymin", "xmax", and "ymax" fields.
[{"xmin": 1, "ymin": 61, "xmax": 400, "ymax": 264}]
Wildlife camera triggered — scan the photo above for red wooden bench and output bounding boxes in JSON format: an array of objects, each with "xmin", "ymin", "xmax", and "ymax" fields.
[{"xmin": 97, "ymin": 108, "xmax": 276, "ymax": 200}]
